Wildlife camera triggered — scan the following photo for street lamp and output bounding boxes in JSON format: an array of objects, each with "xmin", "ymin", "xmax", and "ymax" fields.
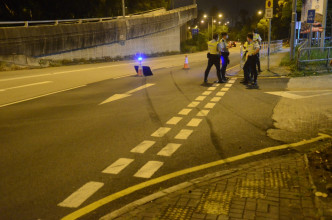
[
  {"xmin": 258, "ymin": 10, "xmax": 263, "ymax": 16},
  {"xmin": 202, "ymin": 13, "xmax": 223, "ymax": 39}
]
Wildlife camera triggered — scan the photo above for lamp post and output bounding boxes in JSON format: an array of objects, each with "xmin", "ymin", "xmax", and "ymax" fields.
[
  {"xmin": 122, "ymin": 0, "xmax": 125, "ymax": 17},
  {"xmin": 203, "ymin": 13, "xmax": 222, "ymax": 40}
]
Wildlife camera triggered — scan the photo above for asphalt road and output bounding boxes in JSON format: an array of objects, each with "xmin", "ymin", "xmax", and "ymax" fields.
[{"xmin": 0, "ymin": 50, "xmax": 290, "ymax": 220}]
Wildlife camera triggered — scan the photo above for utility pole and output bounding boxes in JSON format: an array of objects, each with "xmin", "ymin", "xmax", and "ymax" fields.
[
  {"xmin": 320, "ymin": 0, "xmax": 328, "ymax": 47},
  {"xmin": 122, "ymin": 0, "xmax": 125, "ymax": 17},
  {"xmin": 290, "ymin": 0, "xmax": 297, "ymax": 59}
]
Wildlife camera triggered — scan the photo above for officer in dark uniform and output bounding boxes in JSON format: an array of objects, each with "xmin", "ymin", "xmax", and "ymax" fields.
[
  {"xmin": 219, "ymin": 32, "xmax": 231, "ymax": 82},
  {"xmin": 204, "ymin": 33, "xmax": 223, "ymax": 83}
]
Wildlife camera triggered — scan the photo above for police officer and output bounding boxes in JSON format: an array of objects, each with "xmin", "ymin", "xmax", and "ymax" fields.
[
  {"xmin": 204, "ymin": 33, "xmax": 223, "ymax": 83},
  {"xmin": 243, "ymin": 33, "xmax": 260, "ymax": 86},
  {"xmin": 253, "ymin": 29, "xmax": 262, "ymax": 72},
  {"xmin": 219, "ymin": 32, "xmax": 231, "ymax": 82}
]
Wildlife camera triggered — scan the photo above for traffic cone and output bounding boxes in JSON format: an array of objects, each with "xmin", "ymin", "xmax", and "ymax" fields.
[
  {"xmin": 137, "ymin": 64, "xmax": 143, "ymax": 76},
  {"xmin": 183, "ymin": 55, "xmax": 189, "ymax": 69}
]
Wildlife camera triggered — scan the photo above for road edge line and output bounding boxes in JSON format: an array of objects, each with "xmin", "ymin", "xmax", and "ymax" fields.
[{"xmin": 61, "ymin": 133, "xmax": 331, "ymax": 220}]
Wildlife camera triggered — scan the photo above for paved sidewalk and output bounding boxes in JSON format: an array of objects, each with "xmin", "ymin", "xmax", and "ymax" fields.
[{"xmin": 101, "ymin": 153, "xmax": 322, "ymax": 220}]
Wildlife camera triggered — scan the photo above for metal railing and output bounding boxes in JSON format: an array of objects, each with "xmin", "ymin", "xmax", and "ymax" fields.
[
  {"xmin": 0, "ymin": 7, "xmax": 166, "ymax": 27},
  {"xmin": 297, "ymin": 46, "xmax": 332, "ymax": 70}
]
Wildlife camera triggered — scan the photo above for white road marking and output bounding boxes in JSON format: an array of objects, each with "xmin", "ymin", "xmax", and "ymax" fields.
[
  {"xmin": 100, "ymin": 83, "xmax": 155, "ymax": 105},
  {"xmin": 102, "ymin": 158, "xmax": 134, "ymax": 174},
  {"xmin": 212, "ymin": 83, "xmax": 220, "ymax": 87},
  {"xmin": 202, "ymin": 91, "xmax": 212, "ymax": 96},
  {"xmin": 0, "ymin": 85, "xmax": 86, "ymax": 108},
  {"xmin": 265, "ymin": 91, "xmax": 332, "ymax": 99},
  {"xmin": 224, "ymin": 84, "xmax": 233, "ymax": 88},
  {"xmin": 216, "ymin": 92, "xmax": 225, "ymax": 97},
  {"xmin": 58, "ymin": 181, "xmax": 104, "ymax": 208},
  {"xmin": 208, "ymin": 87, "xmax": 217, "ymax": 91},
  {"xmin": 166, "ymin": 117, "xmax": 183, "ymax": 125},
  {"xmin": 196, "ymin": 110, "xmax": 210, "ymax": 117},
  {"xmin": 175, "ymin": 129, "xmax": 193, "ymax": 140},
  {"xmin": 228, "ymin": 80, "xmax": 236, "ymax": 84},
  {"xmin": 130, "ymin": 141, "xmax": 156, "ymax": 154},
  {"xmin": 134, "ymin": 161, "xmax": 164, "ymax": 178},
  {"xmin": 113, "ymin": 74, "xmax": 134, "ymax": 79},
  {"xmin": 178, "ymin": 108, "xmax": 192, "ymax": 115},
  {"xmin": 187, "ymin": 118, "xmax": 202, "ymax": 127},
  {"xmin": 157, "ymin": 143, "xmax": 182, "ymax": 157},
  {"xmin": 0, "ymin": 81, "xmax": 52, "ymax": 92},
  {"xmin": 151, "ymin": 127, "xmax": 171, "ymax": 137},
  {"xmin": 195, "ymin": 96, "xmax": 206, "ymax": 101},
  {"xmin": 188, "ymin": 101, "xmax": 200, "ymax": 107},
  {"xmin": 210, "ymin": 97, "xmax": 222, "ymax": 102},
  {"xmin": 204, "ymin": 102, "xmax": 216, "ymax": 109},
  {"xmin": 220, "ymin": 87, "xmax": 230, "ymax": 92}
]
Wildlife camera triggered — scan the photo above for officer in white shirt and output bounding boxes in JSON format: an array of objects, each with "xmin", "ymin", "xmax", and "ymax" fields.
[{"xmin": 253, "ymin": 29, "xmax": 262, "ymax": 72}]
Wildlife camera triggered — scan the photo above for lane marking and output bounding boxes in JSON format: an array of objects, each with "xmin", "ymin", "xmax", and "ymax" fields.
[
  {"xmin": 102, "ymin": 158, "xmax": 134, "ymax": 174},
  {"xmin": 58, "ymin": 182, "xmax": 104, "ymax": 208},
  {"xmin": 113, "ymin": 74, "xmax": 134, "ymax": 79},
  {"xmin": 202, "ymin": 91, "xmax": 212, "ymax": 96},
  {"xmin": 208, "ymin": 87, "xmax": 217, "ymax": 91},
  {"xmin": 157, "ymin": 143, "xmax": 182, "ymax": 157},
  {"xmin": 210, "ymin": 97, "xmax": 222, "ymax": 102},
  {"xmin": 204, "ymin": 103, "xmax": 216, "ymax": 109},
  {"xmin": 196, "ymin": 110, "xmax": 210, "ymax": 117},
  {"xmin": 220, "ymin": 87, "xmax": 230, "ymax": 92},
  {"xmin": 134, "ymin": 161, "xmax": 164, "ymax": 179},
  {"xmin": 187, "ymin": 101, "xmax": 200, "ymax": 108},
  {"xmin": 130, "ymin": 141, "xmax": 156, "ymax": 154},
  {"xmin": 187, "ymin": 118, "xmax": 202, "ymax": 127},
  {"xmin": 228, "ymin": 80, "xmax": 236, "ymax": 84},
  {"xmin": 265, "ymin": 91, "xmax": 332, "ymax": 100},
  {"xmin": 61, "ymin": 133, "xmax": 332, "ymax": 220},
  {"xmin": 100, "ymin": 83, "xmax": 155, "ymax": 105},
  {"xmin": 0, "ymin": 81, "xmax": 52, "ymax": 92},
  {"xmin": 151, "ymin": 127, "xmax": 171, "ymax": 137},
  {"xmin": 0, "ymin": 85, "xmax": 86, "ymax": 108},
  {"xmin": 224, "ymin": 84, "xmax": 233, "ymax": 88},
  {"xmin": 195, "ymin": 96, "xmax": 206, "ymax": 101},
  {"xmin": 178, "ymin": 108, "xmax": 192, "ymax": 116},
  {"xmin": 175, "ymin": 129, "xmax": 193, "ymax": 140},
  {"xmin": 166, "ymin": 117, "xmax": 183, "ymax": 125},
  {"xmin": 216, "ymin": 92, "xmax": 226, "ymax": 97}
]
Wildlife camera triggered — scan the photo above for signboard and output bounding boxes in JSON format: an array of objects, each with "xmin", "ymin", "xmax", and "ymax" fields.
[
  {"xmin": 307, "ymin": 9, "xmax": 315, "ymax": 23},
  {"xmin": 266, "ymin": 0, "xmax": 273, "ymax": 8},
  {"xmin": 312, "ymin": 0, "xmax": 324, "ymax": 15},
  {"xmin": 191, "ymin": 28, "xmax": 199, "ymax": 36},
  {"xmin": 265, "ymin": 8, "xmax": 273, "ymax": 19}
]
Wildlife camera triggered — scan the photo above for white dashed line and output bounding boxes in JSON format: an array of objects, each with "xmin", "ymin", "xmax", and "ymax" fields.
[
  {"xmin": 102, "ymin": 158, "xmax": 134, "ymax": 174},
  {"xmin": 210, "ymin": 97, "xmax": 222, "ymax": 102},
  {"xmin": 216, "ymin": 92, "xmax": 226, "ymax": 97},
  {"xmin": 178, "ymin": 108, "xmax": 192, "ymax": 115},
  {"xmin": 221, "ymin": 87, "xmax": 230, "ymax": 92},
  {"xmin": 157, "ymin": 143, "xmax": 182, "ymax": 157},
  {"xmin": 175, "ymin": 129, "xmax": 193, "ymax": 140},
  {"xmin": 225, "ymin": 84, "xmax": 233, "ymax": 88},
  {"xmin": 166, "ymin": 117, "xmax": 183, "ymax": 125},
  {"xmin": 151, "ymin": 127, "xmax": 171, "ymax": 137},
  {"xmin": 134, "ymin": 161, "xmax": 164, "ymax": 178},
  {"xmin": 187, "ymin": 101, "xmax": 200, "ymax": 108},
  {"xmin": 208, "ymin": 87, "xmax": 217, "ymax": 91},
  {"xmin": 228, "ymin": 80, "xmax": 236, "ymax": 84},
  {"xmin": 58, "ymin": 181, "xmax": 104, "ymax": 208},
  {"xmin": 187, "ymin": 118, "xmax": 202, "ymax": 127},
  {"xmin": 195, "ymin": 96, "xmax": 206, "ymax": 101},
  {"xmin": 131, "ymin": 141, "xmax": 156, "ymax": 154},
  {"xmin": 196, "ymin": 110, "xmax": 210, "ymax": 117},
  {"xmin": 204, "ymin": 103, "xmax": 216, "ymax": 109},
  {"xmin": 202, "ymin": 91, "xmax": 212, "ymax": 96}
]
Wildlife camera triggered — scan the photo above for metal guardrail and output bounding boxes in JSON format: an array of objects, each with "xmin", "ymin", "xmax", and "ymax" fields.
[
  {"xmin": 0, "ymin": 7, "xmax": 166, "ymax": 27},
  {"xmin": 240, "ymin": 40, "xmax": 283, "ymax": 68},
  {"xmin": 297, "ymin": 46, "xmax": 332, "ymax": 70}
]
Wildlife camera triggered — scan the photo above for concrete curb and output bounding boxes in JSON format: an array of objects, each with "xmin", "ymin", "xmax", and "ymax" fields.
[{"xmin": 100, "ymin": 169, "xmax": 239, "ymax": 220}]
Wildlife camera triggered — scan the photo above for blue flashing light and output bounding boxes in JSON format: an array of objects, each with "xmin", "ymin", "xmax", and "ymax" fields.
[{"xmin": 138, "ymin": 57, "xmax": 143, "ymax": 61}]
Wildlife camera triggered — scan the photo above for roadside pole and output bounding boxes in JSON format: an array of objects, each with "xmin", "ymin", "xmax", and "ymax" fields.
[
  {"xmin": 290, "ymin": 0, "xmax": 297, "ymax": 59},
  {"xmin": 320, "ymin": 0, "xmax": 328, "ymax": 48},
  {"xmin": 122, "ymin": 0, "xmax": 125, "ymax": 17},
  {"xmin": 265, "ymin": 0, "xmax": 273, "ymax": 71}
]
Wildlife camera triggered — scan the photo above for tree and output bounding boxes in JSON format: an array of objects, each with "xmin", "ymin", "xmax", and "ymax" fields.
[{"xmin": 257, "ymin": 18, "xmax": 269, "ymax": 40}]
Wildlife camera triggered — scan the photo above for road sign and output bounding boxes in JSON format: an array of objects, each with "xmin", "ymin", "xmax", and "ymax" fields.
[
  {"xmin": 265, "ymin": 8, "xmax": 273, "ymax": 19},
  {"xmin": 307, "ymin": 9, "xmax": 315, "ymax": 24},
  {"xmin": 191, "ymin": 28, "xmax": 199, "ymax": 36},
  {"xmin": 266, "ymin": 0, "xmax": 273, "ymax": 8}
]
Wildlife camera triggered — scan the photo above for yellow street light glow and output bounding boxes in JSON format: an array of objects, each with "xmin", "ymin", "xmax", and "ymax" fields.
[
  {"xmin": 218, "ymin": 21, "xmax": 221, "ymax": 24},
  {"xmin": 218, "ymin": 14, "xmax": 222, "ymax": 18},
  {"xmin": 258, "ymin": 10, "xmax": 262, "ymax": 15},
  {"xmin": 204, "ymin": 14, "xmax": 207, "ymax": 18},
  {"xmin": 188, "ymin": 27, "xmax": 191, "ymax": 30},
  {"xmin": 213, "ymin": 20, "xmax": 216, "ymax": 23},
  {"xmin": 195, "ymin": 25, "xmax": 198, "ymax": 28},
  {"xmin": 201, "ymin": 20, "xmax": 204, "ymax": 23}
]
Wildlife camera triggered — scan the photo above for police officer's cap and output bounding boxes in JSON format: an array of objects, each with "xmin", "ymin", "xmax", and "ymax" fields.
[
  {"xmin": 221, "ymin": 32, "xmax": 228, "ymax": 37},
  {"xmin": 213, "ymin": 33, "xmax": 219, "ymax": 40}
]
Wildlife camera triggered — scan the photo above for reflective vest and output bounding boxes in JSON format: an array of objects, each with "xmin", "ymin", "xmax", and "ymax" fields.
[
  {"xmin": 253, "ymin": 33, "xmax": 261, "ymax": 43},
  {"xmin": 207, "ymin": 40, "xmax": 219, "ymax": 55},
  {"xmin": 247, "ymin": 41, "xmax": 259, "ymax": 56}
]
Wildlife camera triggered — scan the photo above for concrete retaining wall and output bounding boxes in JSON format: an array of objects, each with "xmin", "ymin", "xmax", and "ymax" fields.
[{"xmin": 0, "ymin": 5, "xmax": 196, "ymax": 66}]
